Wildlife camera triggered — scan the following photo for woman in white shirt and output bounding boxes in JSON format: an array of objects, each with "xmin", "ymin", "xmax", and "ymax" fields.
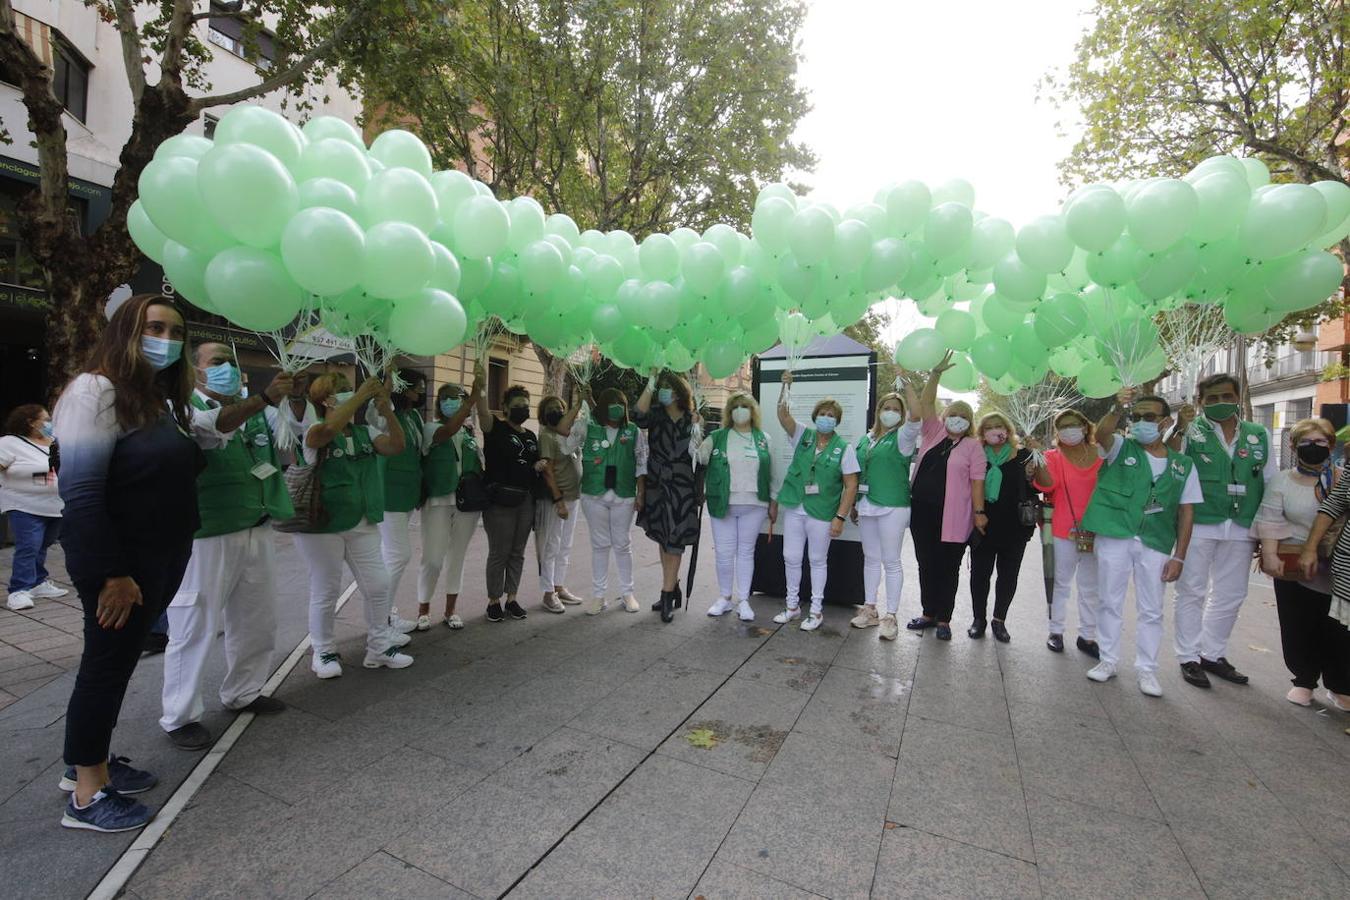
[
  {"xmin": 1, "ymin": 403, "xmax": 67, "ymax": 610},
  {"xmin": 697, "ymin": 393, "xmax": 777, "ymax": 622}
]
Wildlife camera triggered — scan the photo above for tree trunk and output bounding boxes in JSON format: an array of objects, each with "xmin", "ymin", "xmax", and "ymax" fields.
[
  {"xmin": 44, "ymin": 270, "xmax": 104, "ymax": 404},
  {"xmin": 532, "ymin": 342, "xmax": 568, "ymax": 396}
]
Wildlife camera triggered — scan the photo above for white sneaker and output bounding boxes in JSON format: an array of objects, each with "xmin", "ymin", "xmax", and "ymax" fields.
[
  {"xmin": 1086, "ymin": 662, "xmax": 1117, "ymax": 683},
  {"xmin": 1138, "ymin": 671, "xmax": 1163, "ymax": 697},
  {"xmin": 312, "ymin": 652, "xmax": 343, "ymax": 679},
  {"xmin": 772, "ymin": 606, "xmax": 801, "ymax": 625},
  {"xmin": 29, "ymin": 580, "xmax": 68, "ymax": 599},
  {"xmin": 800, "ymin": 612, "xmax": 824, "ymax": 632},
  {"xmin": 556, "ymin": 587, "xmax": 583, "ymax": 605},
  {"xmin": 542, "ymin": 594, "xmax": 566, "ymax": 614},
  {"xmin": 621, "ymin": 594, "xmax": 639, "ymax": 613},
  {"xmin": 879, "ymin": 614, "xmax": 899, "ymax": 641},
  {"xmin": 364, "ymin": 647, "xmax": 414, "ymax": 669},
  {"xmin": 586, "ymin": 597, "xmax": 608, "ymax": 616},
  {"xmin": 386, "ymin": 630, "xmax": 412, "ymax": 648},
  {"xmin": 707, "ymin": 597, "xmax": 734, "ymax": 617},
  {"xmin": 850, "ymin": 605, "xmax": 880, "ymax": 629},
  {"xmin": 415, "ymin": 614, "xmax": 432, "ymax": 632},
  {"xmin": 443, "ymin": 614, "xmax": 464, "ymax": 630},
  {"xmin": 5, "ymin": 590, "xmax": 35, "ymax": 611},
  {"xmin": 388, "ymin": 615, "xmax": 417, "ymax": 634},
  {"xmin": 737, "ymin": 600, "xmax": 755, "ymax": 622}
]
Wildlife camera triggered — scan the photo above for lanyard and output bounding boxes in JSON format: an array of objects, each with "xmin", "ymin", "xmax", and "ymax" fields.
[{"xmin": 806, "ymin": 432, "xmax": 834, "ymax": 485}]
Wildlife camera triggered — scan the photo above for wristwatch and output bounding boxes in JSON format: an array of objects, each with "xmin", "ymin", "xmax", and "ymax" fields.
[
  {"xmin": 974, "ymin": 509, "xmax": 987, "ymax": 515},
  {"xmin": 833, "ymin": 514, "xmax": 846, "ymax": 522}
]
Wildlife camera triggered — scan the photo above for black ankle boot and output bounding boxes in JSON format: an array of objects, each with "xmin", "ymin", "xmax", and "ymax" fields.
[
  {"xmin": 670, "ymin": 586, "xmax": 683, "ymax": 610},
  {"xmin": 659, "ymin": 590, "xmax": 675, "ymax": 623}
]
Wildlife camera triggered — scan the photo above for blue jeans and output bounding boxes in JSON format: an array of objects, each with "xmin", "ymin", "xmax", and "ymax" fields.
[{"xmin": 7, "ymin": 510, "xmax": 61, "ymax": 593}]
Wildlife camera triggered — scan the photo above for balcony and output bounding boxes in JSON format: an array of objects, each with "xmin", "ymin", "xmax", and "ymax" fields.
[{"xmin": 1247, "ymin": 349, "xmax": 1324, "ymax": 390}]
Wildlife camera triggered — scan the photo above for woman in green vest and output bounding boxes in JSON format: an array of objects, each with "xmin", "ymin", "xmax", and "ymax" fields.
[
  {"xmin": 848, "ymin": 384, "xmax": 922, "ymax": 641},
  {"xmin": 417, "ymin": 378, "xmax": 481, "ymax": 631},
  {"xmin": 576, "ymin": 387, "xmax": 648, "ymax": 615},
  {"xmin": 697, "ymin": 391, "xmax": 776, "ymax": 622},
  {"xmin": 772, "ymin": 369, "xmax": 860, "ymax": 631},
  {"xmin": 379, "ymin": 369, "xmax": 427, "ymax": 633},
  {"xmin": 294, "ymin": 372, "xmax": 410, "ymax": 679}
]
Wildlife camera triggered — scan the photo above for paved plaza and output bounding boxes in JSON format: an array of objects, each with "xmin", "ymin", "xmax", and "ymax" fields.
[{"xmin": 3, "ymin": 517, "xmax": 1350, "ymax": 899}]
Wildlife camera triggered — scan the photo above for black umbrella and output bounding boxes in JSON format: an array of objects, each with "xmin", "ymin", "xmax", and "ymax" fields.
[
  {"xmin": 1041, "ymin": 502, "xmax": 1056, "ymax": 614},
  {"xmin": 684, "ymin": 468, "xmax": 707, "ymax": 612}
]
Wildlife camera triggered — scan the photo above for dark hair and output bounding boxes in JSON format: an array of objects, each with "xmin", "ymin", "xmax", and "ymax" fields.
[
  {"xmin": 503, "ymin": 384, "xmax": 530, "ymax": 406},
  {"xmin": 3, "ymin": 403, "xmax": 46, "ymax": 437},
  {"xmin": 436, "ymin": 382, "xmax": 465, "ymax": 405},
  {"xmin": 1135, "ymin": 394, "xmax": 1172, "ymax": 416},
  {"xmin": 597, "ymin": 387, "xmax": 628, "ymax": 424},
  {"xmin": 537, "ymin": 394, "xmax": 564, "ymax": 420},
  {"xmin": 391, "ymin": 368, "xmax": 426, "ymax": 411},
  {"xmin": 657, "ymin": 371, "xmax": 694, "ymax": 413},
  {"xmin": 79, "ymin": 294, "xmax": 193, "ymax": 431},
  {"xmin": 1196, "ymin": 373, "xmax": 1240, "ymax": 400}
]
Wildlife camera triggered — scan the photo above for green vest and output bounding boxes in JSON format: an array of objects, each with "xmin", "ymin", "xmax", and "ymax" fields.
[
  {"xmin": 704, "ymin": 427, "xmax": 772, "ymax": 518},
  {"xmin": 1183, "ymin": 418, "xmax": 1268, "ymax": 527},
  {"xmin": 580, "ymin": 421, "xmax": 639, "ymax": 498},
  {"xmin": 423, "ymin": 428, "xmax": 482, "ymax": 499},
  {"xmin": 380, "ymin": 409, "xmax": 424, "ymax": 513},
  {"xmin": 316, "ymin": 425, "xmax": 384, "ymax": 533},
  {"xmin": 856, "ymin": 430, "xmax": 912, "ymax": 508},
  {"xmin": 191, "ymin": 395, "xmax": 293, "ymax": 539},
  {"xmin": 1080, "ymin": 439, "xmax": 1195, "ymax": 555},
  {"xmin": 777, "ymin": 428, "xmax": 848, "ymax": 522}
]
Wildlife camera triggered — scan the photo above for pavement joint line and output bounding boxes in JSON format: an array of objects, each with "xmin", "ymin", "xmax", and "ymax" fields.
[{"xmin": 86, "ymin": 578, "xmax": 360, "ymax": 900}]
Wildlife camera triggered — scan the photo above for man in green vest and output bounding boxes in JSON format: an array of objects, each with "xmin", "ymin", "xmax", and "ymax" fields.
[
  {"xmin": 159, "ymin": 343, "xmax": 295, "ymax": 751},
  {"xmin": 1081, "ymin": 388, "xmax": 1202, "ymax": 698}
]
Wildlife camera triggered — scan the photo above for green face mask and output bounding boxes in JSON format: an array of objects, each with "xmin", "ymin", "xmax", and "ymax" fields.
[
  {"xmin": 1204, "ymin": 402, "xmax": 1238, "ymax": 422},
  {"xmin": 607, "ymin": 404, "xmax": 625, "ymax": 422}
]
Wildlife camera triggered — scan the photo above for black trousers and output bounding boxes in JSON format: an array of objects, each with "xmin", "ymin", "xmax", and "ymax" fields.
[
  {"xmin": 1273, "ymin": 579, "xmax": 1350, "ymax": 693},
  {"xmin": 911, "ymin": 501, "xmax": 966, "ymax": 622},
  {"xmin": 970, "ymin": 540, "xmax": 1028, "ymax": 622},
  {"xmin": 63, "ymin": 543, "xmax": 192, "ymax": 767}
]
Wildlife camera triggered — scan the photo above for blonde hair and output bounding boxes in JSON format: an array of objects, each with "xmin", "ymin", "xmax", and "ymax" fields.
[
  {"xmin": 1052, "ymin": 408, "xmax": 1094, "ymax": 445},
  {"xmin": 811, "ymin": 398, "xmax": 843, "ymax": 422},
  {"xmin": 977, "ymin": 411, "xmax": 1019, "ymax": 450},
  {"xmin": 1288, "ymin": 417, "xmax": 1335, "ymax": 448},
  {"xmin": 942, "ymin": 400, "xmax": 975, "ymax": 437},
  {"xmin": 308, "ymin": 372, "xmax": 349, "ymax": 408},
  {"xmin": 722, "ymin": 391, "xmax": 761, "ymax": 430},
  {"xmin": 872, "ymin": 392, "xmax": 906, "ymax": 438}
]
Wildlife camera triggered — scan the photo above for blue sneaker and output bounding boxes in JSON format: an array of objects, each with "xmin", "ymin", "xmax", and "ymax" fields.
[
  {"xmin": 58, "ymin": 755, "xmax": 158, "ymax": 795},
  {"xmin": 60, "ymin": 788, "xmax": 152, "ymax": 832}
]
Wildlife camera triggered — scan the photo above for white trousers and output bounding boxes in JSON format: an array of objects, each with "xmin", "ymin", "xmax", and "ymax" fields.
[
  {"xmin": 1050, "ymin": 536, "xmax": 1099, "ymax": 640},
  {"xmin": 710, "ymin": 504, "xmax": 768, "ymax": 602},
  {"xmin": 378, "ymin": 511, "xmax": 413, "ymax": 616},
  {"xmin": 1173, "ymin": 536, "xmax": 1254, "ymax": 664},
  {"xmin": 581, "ymin": 494, "xmax": 635, "ymax": 598},
  {"xmin": 160, "ymin": 526, "xmax": 276, "ymax": 732},
  {"xmin": 1094, "ymin": 535, "xmax": 1166, "ymax": 673},
  {"xmin": 784, "ymin": 508, "xmax": 832, "ymax": 615},
  {"xmin": 859, "ymin": 506, "xmax": 910, "ymax": 615},
  {"xmin": 536, "ymin": 498, "xmax": 578, "ymax": 589},
  {"xmin": 293, "ymin": 521, "xmax": 394, "ymax": 656},
  {"xmin": 417, "ymin": 503, "xmax": 480, "ymax": 602}
]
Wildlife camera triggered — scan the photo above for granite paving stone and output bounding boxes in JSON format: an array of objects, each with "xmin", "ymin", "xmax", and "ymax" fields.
[{"xmin": 872, "ymin": 827, "xmax": 1041, "ymax": 899}]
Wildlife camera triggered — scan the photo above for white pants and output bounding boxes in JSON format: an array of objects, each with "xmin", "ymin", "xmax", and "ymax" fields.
[
  {"xmin": 378, "ymin": 511, "xmax": 413, "ymax": 616},
  {"xmin": 581, "ymin": 494, "xmax": 635, "ymax": 598},
  {"xmin": 784, "ymin": 508, "xmax": 832, "ymax": 615},
  {"xmin": 1050, "ymin": 536, "xmax": 1099, "ymax": 640},
  {"xmin": 1094, "ymin": 535, "xmax": 1166, "ymax": 673},
  {"xmin": 293, "ymin": 521, "xmax": 395, "ymax": 656},
  {"xmin": 536, "ymin": 498, "xmax": 578, "ymax": 589},
  {"xmin": 160, "ymin": 526, "xmax": 276, "ymax": 732},
  {"xmin": 1173, "ymin": 536, "xmax": 1254, "ymax": 664},
  {"xmin": 859, "ymin": 506, "xmax": 910, "ymax": 615},
  {"xmin": 417, "ymin": 503, "xmax": 480, "ymax": 602},
  {"xmin": 710, "ymin": 504, "xmax": 768, "ymax": 602}
]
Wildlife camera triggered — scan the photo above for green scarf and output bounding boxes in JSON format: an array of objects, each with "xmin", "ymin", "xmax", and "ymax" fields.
[{"xmin": 983, "ymin": 443, "xmax": 1013, "ymax": 502}]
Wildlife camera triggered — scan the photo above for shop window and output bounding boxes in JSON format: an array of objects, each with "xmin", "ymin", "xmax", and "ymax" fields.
[{"xmin": 0, "ymin": 180, "xmax": 86, "ymax": 289}]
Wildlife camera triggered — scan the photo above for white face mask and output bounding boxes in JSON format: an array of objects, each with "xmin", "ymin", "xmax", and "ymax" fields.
[
  {"xmin": 945, "ymin": 415, "xmax": 969, "ymax": 434},
  {"xmin": 1057, "ymin": 426, "xmax": 1085, "ymax": 446},
  {"xmin": 731, "ymin": 406, "xmax": 752, "ymax": 426},
  {"xmin": 879, "ymin": 409, "xmax": 902, "ymax": 428}
]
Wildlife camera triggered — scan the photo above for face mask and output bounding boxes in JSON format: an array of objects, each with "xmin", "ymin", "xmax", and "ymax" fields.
[
  {"xmin": 984, "ymin": 429, "xmax": 1008, "ymax": 445},
  {"xmin": 1130, "ymin": 420, "xmax": 1160, "ymax": 444},
  {"xmin": 439, "ymin": 397, "xmax": 462, "ymax": 417},
  {"xmin": 657, "ymin": 388, "xmax": 675, "ymax": 407},
  {"xmin": 1297, "ymin": 442, "xmax": 1331, "ymax": 466},
  {"xmin": 141, "ymin": 335, "xmax": 182, "ymax": 371},
  {"xmin": 814, "ymin": 415, "xmax": 837, "ymax": 434},
  {"xmin": 1057, "ymin": 426, "xmax": 1085, "ymax": 446},
  {"xmin": 331, "ymin": 390, "xmax": 354, "ymax": 408},
  {"xmin": 39, "ymin": 422, "xmax": 53, "ymax": 439},
  {"xmin": 607, "ymin": 403, "xmax": 626, "ymax": 423},
  {"xmin": 508, "ymin": 405, "xmax": 530, "ymax": 425},
  {"xmin": 945, "ymin": 416, "xmax": 969, "ymax": 434},
  {"xmin": 879, "ymin": 410, "xmax": 902, "ymax": 428},
  {"xmin": 731, "ymin": 407, "xmax": 752, "ymax": 426},
  {"xmin": 543, "ymin": 408, "xmax": 563, "ymax": 427},
  {"xmin": 203, "ymin": 362, "xmax": 241, "ymax": 397},
  {"xmin": 1204, "ymin": 402, "xmax": 1238, "ymax": 422}
]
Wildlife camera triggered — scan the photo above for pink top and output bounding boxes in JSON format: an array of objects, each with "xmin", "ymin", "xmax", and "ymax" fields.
[
  {"xmin": 1034, "ymin": 448, "xmax": 1102, "ymax": 540},
  {"xmin": 914, "ymin": 416, "xmax": 988, "ymax": 543}
]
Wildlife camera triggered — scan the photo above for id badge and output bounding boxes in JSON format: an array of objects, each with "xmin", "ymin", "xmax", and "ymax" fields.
[
  {"xmin": 856, "ymin": 483, "xmax": 870, "ymax": 494},
  {"xmin": 1143, "ymin": 501, "xmax": 1164, "ymax": 515},
  {"xmin": 805, "ymin": 484, "xmax": 820, "ymax": 495},
  {"xmin": 250, "ymin": 461, "xmax": 279, "ymax": 480},
  {"xmin": 1226, "ymin": 484, "xmax": 1247, "ymax": 496}
]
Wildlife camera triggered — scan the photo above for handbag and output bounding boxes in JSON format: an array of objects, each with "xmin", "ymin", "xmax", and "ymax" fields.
[
  {"xmin": 1016, "ymin": 454, "xmax": 1040, "ymax": 528},
  {"xmin": 455, "ymin": 471, "xmax": 490, "ymax": 512},
  {"xmin": 1060, "ymin": 460, "xmax": 1094, "ymax": 553},
  {"xmin": 1273, "ymin": 542, "xmax": 1327, "ymax": 580},
  {"xmin": 273, "ymin": 447, "xmax": 328, "ymax": 533},
  {"xmin": 488, "ymin": 482, "xmax": 530, "ymax": 508}
]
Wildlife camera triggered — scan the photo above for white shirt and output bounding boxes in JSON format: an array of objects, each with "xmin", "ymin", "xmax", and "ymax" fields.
[
  {"xmin": 300, "ymin": 418, "xmax": 387, "ymax": 467},
  {"xmin": 0, "ymin": 434, "xmax": 62, "ymax": 517},
  {"xmin": 856, "ymin": 420, "xmax": 922, "ymax": 517},
  {"xmin": 1102, "ymin": 437, "xmax": 1203, "ymax": 545},
  {"xmin": 569, "ymin": 407, "xmax": 649, "ymax": 503},
  {"xmin": 782, "ymin": 423, "xmax": 860, "ymax": 518},
  {"xmin": 1179, "ymin": 421, "xmax": 1276, "ymax": 543},
  {"xmin": 698, "ymin": 426, "xmax": 777, "ymax": 507}
]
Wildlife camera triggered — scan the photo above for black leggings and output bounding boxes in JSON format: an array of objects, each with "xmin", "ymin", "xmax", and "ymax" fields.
[
  {"xmin": 970, "ymin": 541, "xmax": 1028, "ymax": 622},
  {"xmin": 64, "ymin": 543, "xmax": 192, "ymax": 766},
  {"xmin": 911, "ymin": 501, "xmax": 966, "ymax": 622},
  {"xmin": 1273, "ymin": 579, "xmax": 1350, "ymax": 693}
]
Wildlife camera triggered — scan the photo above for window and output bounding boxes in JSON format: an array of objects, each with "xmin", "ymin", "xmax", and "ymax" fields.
[
  {"xmin": 203, "ymin": 114, "xmax": 218, "ymax": 139},
  {"xmin": 208, "ymin": 4, "xmax": 276, "ymax": 69},
  {"xmin": 1288, "ymin": 397, "xmax": 1313, "ymax": 424},
  {"xmin": 0, "ymin": 180, "xmax": 83, "ymax": 290},
  {"xmin": 488, "ymin": 358, "xmax": 508, "ymax": 412},
  {"xmin": 1253, "ymin": 403, "xmax": 1276, "ymax": 430},
  {"xmin": 52, "ymin": 39, "xmax": 89, "ymax": 122}
]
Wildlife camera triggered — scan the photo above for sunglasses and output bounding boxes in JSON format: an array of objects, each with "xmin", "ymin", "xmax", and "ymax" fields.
[{"xmin": 1128, "ymin": 412, "xmax": 1165, "ymax": 423}]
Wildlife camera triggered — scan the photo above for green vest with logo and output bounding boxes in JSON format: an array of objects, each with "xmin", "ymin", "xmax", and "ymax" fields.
[
  {"xmin": 1183, "ymin": 418, "xmax": 1267, "ymax": 527},
  {"xmin": 777, "ymin": 428, "xmax": 847, "ymax": 522},
  {"xmin": 580, "ymin": 421, "xmax": 639, "ymax": 498},
  {"xmin": 423, "ymin": 428, "xmax": 482, "ymax": 499},
  {"xmin": 856, "ymin": 430, "xmax": 912, "ymax": 508},
  {"xmin": 380, "ymin": 409, "xmax": 424, "ymax": 513},
  {"xmin": 1080, "ymin": 439, "xmax": 1194, "ymax": 555},
  {"xmin": 704, "ymin": 427, "xmax": 772, "ymax": 518},
  {"xmin": 316, "ymin": 425, "xmax": 384, "ymax": 533},
  {"xmin": 191, "ymin": 395, "xmax": 293, "ymax": 539}
]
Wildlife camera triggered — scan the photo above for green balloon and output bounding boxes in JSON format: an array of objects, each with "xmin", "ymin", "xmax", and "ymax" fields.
[
  {"xmin": 591, "ymin": 304, "xmax": 625, "ymax": 342},
  {"xmin": 1075, "ymin": 357, "xmax": 1122, "ymax": 399},
  {"xmin": 302, "ymin": 116, "xmax": 365, "ymax": 149},
  {"xmin": 205, "ymin": 247, "xmax": 305, "ymax": 331},
  {"xmin": 584, "ymin": 254, "xmax": 625, "ymax": 302},
  {"xmin": 1134, "ymin": 241, "xmax": 1200, "ymax": 300},
  {"xmin": 162, "ymin": 241, "xmax": 213, "ymax": 306},
  {"xmin": 939, "ymin": 352, "xmax": 978, "ymax": 391},
  {"xmin": 360, "ymin": 167, "xmax": 438, "ymax": 233},
  {"xmin": 1188, "ymin": 170, "xmax": 1250, "ymax": 242},
  {"xmin": 860, "ymin": 239, "xmax": 912, "ymax": 292},
  {"xmin": 777, "ymin": 255, "xmax": 820, "ymax": 304},
  {"xmin": 127, "ymin": 200, "xmax": 168, "ymax": 264},
  {"xmin": 197, "ymin": 142, "xmax": 298, "ymax": 248},
  {"xmin": 1015, "ymin": 215, "xmax": 1074, "ymax": 273},
  {"xmin": 894, "ymin": 328, "xmax": 945, "ymax": 370},
  {"xmin": 137, "ymin": 155, "xmax": 233, "ymax": 253},
  {"xmin": 368, "ymin": 129, "xmax": 433, "ymax": 178},
  {"xmin": 1048, "ymin": 344, "xmax": 1086, "ymax": 378},
  {"xmin": 788, "ymin": 207, "xmax": 836, "ymax": 266},
  {"xmin": 1064, "ymin": 185, "xmax": 1126, "ymax": 252},
  {"xmin": 280, "ymin": 206, "xmax": 365, "ymax": 296},
  {"xmin": 639, "ymin": 233, "xmax": 680, "ymax": 280},
  {"xmin": 453, "ymin": 196, "xmax": 510, "ymax": 260},
  {"xmin": 1033, "ymin": 293, "xmax": 1087, "ymax": 347},
  {"xmin": 507, "ymin": 197, "xmax": 547, "ymax": 254},
  {"xmin": 682, "ymin": 242, "xmax": 726, "ymax": 295},
  {"xmin": 702, "ymin": 223, "xmax": 743, "ymax": 267},
  {"xmin": 1126, "ymin": 178, "xmax": 1198, "ymax": 252},
  {"xmin": 1240, "ymin": 157, "xmax": 1270, "ymax": 190},
  {"xmin": 456, "ymin": 255, "xmax": 492, "ymax": 301},
  {"xmin": 640, "ymin": 281, "xmax": 680, "ymax": 331},
  {"xmin": 214, "ymin": 105, "xmax": 304, "ymax": 170},
  {"xmin": 429, "ymin": 241, "xmax": 462, "ymax": 295},
  {"xmin": 294, "ymin": 138, "xmax": 371, "ymax": 192},
  {"xmin": 751, "ymin": 197, "xmax": 795, "ymax": 254},
  {"xmin": 702, "ymin": 339, "xmax": 745, "ymax": 379},
  {"xmin": 483, "ymin": 260, "xmax": 523, "ymax": 317},
  {"xmin": 390, "ymin": 288, "xmax": 466, "ymax": 354},
  {"xmin": 361, "ymin": 222, "xmax": 434, "ymax": 299},
  {"xmin": 518, "ymin": 240, "xmax": 565, "ymax": 296},
  {"xmin": 882, "ymin": 180, "xmax": 931, "ymax": 236},
  {"xmin": 981, "ymin": 294, "xmax": 1026, "ymax": 336},
  {"xmin": 1261, "ymin": 249, "xmax": 1344, "ymax": 313},
  {"xmin": 992, "ymin": 252, "xmax": 1046, "ymax": 304},
  {"xmin": 429, "ymin": 170, "xmax": 478, "ymax": 224},
  {"xmin": 969, "ymin": 216, "xmax": 1015, "ymax": 270},
  {"xmin": 924, "ymin": 202, "xmax": 973, "ymax": 260},
  {"xmin": 1008, "ymin": 357, "xmax": 1048, "ymax": 386},
  {"xmin": 297, "ymin": 177, "xmax": 361, "ymax": 219},
  {"xmin": 1010, "ymin": 322, "xmax": 1049, "ymax": 366},
  {"xmin": 1086, "ymin": 234, "xmax": 1142, "ymax": 288},
  {"xmin": 743, "ymin": 316, "xmax": 780, "ymax": 354},
  {"xmin": 154, "ymin": 134, "xmax": 214, "ymax": 162},
  {"xmin": 969, "ymin": 333, "xmax": 1012, "ymax": 379},
  {"xmin": 1238, "ymin": 183, "xmax": 1329, "ymax": 260},
  {"xmin": 612, "ymin": 328, "xmax": 653, "ymax": 368}
]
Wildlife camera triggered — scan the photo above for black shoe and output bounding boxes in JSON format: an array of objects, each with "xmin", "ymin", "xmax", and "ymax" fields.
[
  {"xmin": 906, "ymin": 616, "xmax": 935, "ymax": 631},
  {"xmin": 659, "ymin": 590, "xmax": 675, "ymax": 624},
  {"xmin": 935, "ymin": 623, "xmax": 952, "ymax": 641},
  {"xmin": 651, "ymin": 595, "xmax": 663, "ymax": 612},
  {"xmin": 1075, "ymin": 636, "xmax": 1100, "ymax": 660},
  {"xmin": 166, "ymin": 722, "xmax": 213, "ymax": 751},
  {"xmin": 670, "ymin": 586, "xmax": 683, "ymax": 611},
  {"xmin": 505, "ymin": 600, "xmax": 528, "ymax": 620},
  {"xmin": 1200, "ymin": 656, "xmax": 1248, "ymax": 685},
  {"xmin": 1046, "ymin": 634, "xmax": 1065, "ymax": 653},
  {"xmin": 236, "ymin": 696, "xmax": 286, "ymax": 715},
  {"xmin": 1180, "ymin": 661, "xmax": 1212, "ymax": 688},
  {"xmin": 967, "ymin": 619, "xmax": 987, "ymax": 639},
  {"xmin": 486, "ymin": 602, "xmax": 505, "ymax": 623},
  {"xmin": 142, "ymin": 631, "xmax": 169, "ymax": 655},
  {"xmin": 991, "ymin": 620, "xmax": 1010, "ymax": 643}
]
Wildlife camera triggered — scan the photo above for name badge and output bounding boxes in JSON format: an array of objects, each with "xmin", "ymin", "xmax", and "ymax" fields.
[
  {"xmin": 743, "ymin": 447, "xmax": 758, "ymax": 459},
  {"xmin": 805, "ymin": 484, "xmax": 820, "ymax": 495},
  {"xmin": 856, "ymin": 483, "xmax": 870, "ymax": 494},
  {"xmin": 1227, "ymin": 484, "xmax": 1247, "ymax": 496},
  {"xmin": 1143, "ymin": 501, "xmax": 1164, "ymax": 515},
  {"xmin": 250, "ymin": 462, "xmax": 278, "ymax": 480}
]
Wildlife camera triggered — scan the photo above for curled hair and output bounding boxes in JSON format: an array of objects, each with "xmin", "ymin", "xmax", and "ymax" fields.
[
  {"xmin": 1288, "ymin": 417, "xmax": 1335, "ymax": 448},
  {"xmin": 537, "ymin": 394, "xmax": 565, "ymax": 420},
  {"xmin": 657, "ymin": 371, "xmax": 694, "ymax": 413},
  {"xmin": 3, "ymin": 403, "xmax": 46, "ymax": 437},
  {"xmin": 503, "ymin": 384, "xmax": 530, "ymax": 407},
  {"xmin": 810, "ymin": 398, "xmax": 843, "ymax": 422},
  {"xmin": 77, "ymin": 294, "xmax": 193, "ymax": 431}
]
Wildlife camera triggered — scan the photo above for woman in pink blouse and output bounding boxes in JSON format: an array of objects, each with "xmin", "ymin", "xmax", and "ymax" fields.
[{"xmin": 906, "ymin": 354, "xmax": 986, "ymax": 641}]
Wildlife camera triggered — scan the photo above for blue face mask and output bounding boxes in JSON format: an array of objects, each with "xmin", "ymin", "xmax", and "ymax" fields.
[
  {"xmin": 204, "ymin": 362, "xmax": 241, "ymax": 397},
  {"xmin": 39, "ymin": 422, "xmax": 53, "ymax": 439},
  {"xmin": 440, "ymin": 397, "xmax": 462, "ymax": 417},
  {"xmin": 332, "ymin": 390, "xmax": 354, "ymax": 407},
  {"xmin": 141, "ymin": 335, "xmax": 182, "ymax": 371},
  {"xmin": 1130, "ymin": 420, "xmax": 1160, "ymax": 444},
  {"xmin": 657, "ymin": 388, "xmax": 675, "ymax": 407},
  {"xmin": 814, "ymin": 415, "xmax": 837, "ymax": 434}
]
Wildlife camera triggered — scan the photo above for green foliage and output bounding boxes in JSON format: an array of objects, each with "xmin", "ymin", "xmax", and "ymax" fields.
[{"xmin": 843, "ymin": 307, "xmax": 903, "ymax": 394}]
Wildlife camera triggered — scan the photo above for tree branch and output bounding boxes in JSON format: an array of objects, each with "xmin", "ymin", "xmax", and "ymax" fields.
[
  {"xmin": 110, "ymin": 0, "xmax": 146, "ymax": 104},
  {"xmin": 161, "ymin": 0, "xmax": 196, "ymax": 80}
]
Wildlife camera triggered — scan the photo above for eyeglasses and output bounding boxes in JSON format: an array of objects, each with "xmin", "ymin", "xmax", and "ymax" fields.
[
  {"xmin": 1127, "ymin": 412, "xmax": 1164, "ymax": 423},
  {"xmin": 1299, "ymin": 439, "xmax": 1330, "ymax": 448}
]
